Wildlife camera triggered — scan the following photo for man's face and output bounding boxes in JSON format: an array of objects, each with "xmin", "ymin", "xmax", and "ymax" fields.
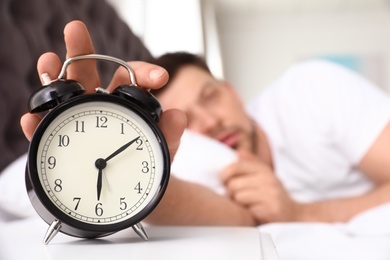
[{"xmin": 157, "ymin": 65, "xmax": 256, "ymax": 152}]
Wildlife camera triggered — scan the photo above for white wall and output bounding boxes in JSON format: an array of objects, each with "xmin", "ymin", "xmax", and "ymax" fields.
[
  {"xmin": 105, "ymin": 0, "xmax": 145, "ymax": 39},
  {"xmin": 107, "ymin": 0, "xmax": 390, "ymax": 103},
  {"xmin": 106, "ymin": 0, "xmax": 204, "ymax": 57},
  {"xmin": 217, "ymin": 8, "xmax": 390, "ymax": 102}
]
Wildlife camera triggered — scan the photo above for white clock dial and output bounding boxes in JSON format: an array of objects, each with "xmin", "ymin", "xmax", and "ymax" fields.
[{"xmin": 36, "ymin": 101, "xmax": 164, "ymax": 225}]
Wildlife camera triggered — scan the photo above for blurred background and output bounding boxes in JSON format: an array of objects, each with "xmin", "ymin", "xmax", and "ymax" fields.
[{"xmin": 107, "ymin": 0, "xmax": 390, "ymax": 103}]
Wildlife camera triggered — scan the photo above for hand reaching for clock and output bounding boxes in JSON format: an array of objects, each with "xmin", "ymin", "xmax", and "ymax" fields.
[{"xmin": 20, "ymin": 21, "xmax": 186, "ymax": 164}]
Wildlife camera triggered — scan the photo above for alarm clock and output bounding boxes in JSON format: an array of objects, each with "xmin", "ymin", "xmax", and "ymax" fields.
[{"xmin": 25, "ymin": 54, "xmax": 170, "ymax": 244}]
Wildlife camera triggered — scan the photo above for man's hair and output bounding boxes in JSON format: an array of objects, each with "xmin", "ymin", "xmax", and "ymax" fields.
[{"xmin": 149, "ymin": 52, "xmax": 211, "ymax": 96}]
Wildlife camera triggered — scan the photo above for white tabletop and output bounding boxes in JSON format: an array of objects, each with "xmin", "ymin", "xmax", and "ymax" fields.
[{"xmin": 0, "ymin": 218, "xmax": 278, "ymax": 260}]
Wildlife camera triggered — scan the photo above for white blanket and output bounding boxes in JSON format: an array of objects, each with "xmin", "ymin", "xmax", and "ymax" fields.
[{"xmin": 2, "ymin": 130, "xmax": 390, "ymax": 259}]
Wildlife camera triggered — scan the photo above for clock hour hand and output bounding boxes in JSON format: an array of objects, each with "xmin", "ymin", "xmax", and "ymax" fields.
[
  {"xmin": 95, "ymin": 159, "xmax": 106, "ymax": 201},
  {"xmin": 104, "ymin": 136, "xmax": 140, "ymax": 162}
]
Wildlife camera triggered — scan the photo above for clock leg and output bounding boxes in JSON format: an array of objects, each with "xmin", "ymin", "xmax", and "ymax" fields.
[
  {"xmin": 132, "ymin": 222, "xmax": 149, "ymax": 241},
  {"xmin": 43, "ymin": 219, "xmax": 62, "ymax": 245}
]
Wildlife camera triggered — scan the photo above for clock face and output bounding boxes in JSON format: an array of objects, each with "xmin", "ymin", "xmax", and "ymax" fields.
[{"xmin": 30, "ymin": 96, "xmax": 168, "ymax": 229}]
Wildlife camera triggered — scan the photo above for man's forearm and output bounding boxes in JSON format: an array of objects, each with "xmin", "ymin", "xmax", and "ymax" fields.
[
  {"xmin": 294, "ymin": 183, "xmax": 390, "ymax": 222},
  {"xmin": 146, "ymin": 176, "xmax": 256, "ymax": 226}
]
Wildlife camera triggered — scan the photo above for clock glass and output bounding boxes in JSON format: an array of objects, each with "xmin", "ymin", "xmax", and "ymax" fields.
[{"xmin": 35, "ymin": 99, "xmax": 165, "ymax": 226}]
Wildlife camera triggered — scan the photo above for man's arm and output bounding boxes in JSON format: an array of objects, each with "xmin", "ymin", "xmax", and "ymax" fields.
[
  {"xmin": 295, "ymin": 121, "xmax": 390, "ymax": 222},
  {"xmin": 146, "ymin": 175, "xmax": 256, "ymax": 226},
  {"xmin": 222, "ymin": 121, "xmax": 390, "ymax": 224}
]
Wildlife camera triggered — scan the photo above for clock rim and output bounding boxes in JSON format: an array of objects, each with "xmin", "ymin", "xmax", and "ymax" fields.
[{"xmin": 26, "ymin": 93, "xmax": 170, "ymax": 237}]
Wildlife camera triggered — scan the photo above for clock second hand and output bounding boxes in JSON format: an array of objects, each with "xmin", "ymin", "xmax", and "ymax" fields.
[{"xmin": 95, "ymin": 136, "xmax": 141, "ymax": 201}]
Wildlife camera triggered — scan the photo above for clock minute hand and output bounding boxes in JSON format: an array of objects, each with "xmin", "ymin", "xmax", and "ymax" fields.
[{"xmin": 105, "ymin": 136, "xmax": 141, "ymax": 162}]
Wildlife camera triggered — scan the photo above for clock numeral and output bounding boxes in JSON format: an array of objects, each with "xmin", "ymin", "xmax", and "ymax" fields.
[
  {"xmin": 47, "ymin": 156, "xmax": 56, "ymax": 169},
  {"xmin": 136, "ymin": 138, "xmax": 143, "ymax": 150},
  {"xmin": 120, "ymin": 197, "xmax": 127, "ymax": 210},
  {"xmin": 95, "ymin": 203, "xmax": 103, "ymax": 216},
  {"xmin": 75, "ymin": 120, "xmax": 85, "ymax": 133},
  {"xmin": 96, "ymin": 116, "xmax": 108, "ymax": 128},
  {"xmin": 73, "ymin": 197, "xmax": 81, "ymax": 210},
  {"xmin": 120, "ymin": 123, "xmax": 125, "ymax": 134},
  {"xmin": 141, "ymin": 161, "xmax": 149, "ymax": 173},
  {"xmin": 134, "ymin": 182, "xmax": 143, "ymax": 194},
  {"xmin": 58, "ymin": 135, "xmax": 70, "ymax": 147},
  {"xmin": 54, "ymin": 179, "xmax": 62, "ymax": 192}
]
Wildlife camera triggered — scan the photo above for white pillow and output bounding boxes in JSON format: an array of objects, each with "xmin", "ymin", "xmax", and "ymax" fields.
[
  {"xmin": 0, "ymin": 154, "xmax": 36, "ymax": 221},
  {"xmin": 171, "ymin": 130, "xmax": 237, "ymax": 194}
]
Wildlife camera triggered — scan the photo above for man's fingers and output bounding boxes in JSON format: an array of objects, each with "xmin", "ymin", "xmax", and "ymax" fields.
[
  {"xmin": 219, "ymin": 160, "xmax": 255, "ymax": 184},
  {"xmin": 107, "ymin": 61, "xmax": 168, "ymax": 92},
  {"xmin": 237, "ymin": 149, "xmax": 257, "ymax": 160},
  {"xmin": 225, "ymin": 174, "xmax": 262, "ymax": 194},
  {"xmin": 20, "ymin": 113, "xmax": 42, "ymax": 141},
  {"xmin": 232, "ymin": 189, "xmax": 264, "ymax": 206},
  {"xmin": 220, "ymin": 158, "xmax": 272, "ymax": 185},
  {"xmin": 64, "ymin": 20, "xmax": 99, "ymax": 93},
  {"xmin": 37, "ymin": 53, "xmax": 62, "ymax": 84},
  {"xmin": 158, "ymin": 109, "xmax": 187, "ymax": 163}
]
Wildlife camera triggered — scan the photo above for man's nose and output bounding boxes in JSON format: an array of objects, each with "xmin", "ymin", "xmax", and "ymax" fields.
[{"xmin": 190, "ymin": 107, "xmax": 220, "ymax": 135}]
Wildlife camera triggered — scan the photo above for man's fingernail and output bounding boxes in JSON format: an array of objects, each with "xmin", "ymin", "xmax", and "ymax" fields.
[{"xmin": 149, "ymin": 69, "xmax": 165, "ymax": 80}]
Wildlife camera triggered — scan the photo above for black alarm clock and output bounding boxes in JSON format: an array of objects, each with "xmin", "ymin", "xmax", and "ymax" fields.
[{"xmin": 25, "ymin": 54, "xmax": 170, "ymax": 244}]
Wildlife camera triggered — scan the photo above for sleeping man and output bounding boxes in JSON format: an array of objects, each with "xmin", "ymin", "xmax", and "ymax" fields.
[
  {"xmin": 148, "ymin": 52, "xmax": 390, "ymax": 259},
  {"xmin": 149, "ymin": 51, "xmax": 390, "ymax": 225}
]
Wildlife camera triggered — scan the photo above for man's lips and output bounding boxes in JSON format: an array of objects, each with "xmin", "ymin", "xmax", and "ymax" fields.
[{"xmin": 217, "ymin": 132, "xmax": 240, "ymax": 148}]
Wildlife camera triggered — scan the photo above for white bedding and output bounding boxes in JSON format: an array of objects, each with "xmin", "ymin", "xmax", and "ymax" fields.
[
  {"xmin": 172, "ymin": 130, "xmax": 390, "ymax": 260},
  {"xmin": 0, "ymin": 153, "xmax": 36, "ymax": 221},
  {"xmin": 2, "ymin": 130, "xmax": 390, "ymax": 259}
]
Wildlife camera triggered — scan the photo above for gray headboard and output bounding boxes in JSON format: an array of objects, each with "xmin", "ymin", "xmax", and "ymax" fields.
[{"xmin": 0, "ymin": 0, "xmax": 153, "ymax": 172}]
